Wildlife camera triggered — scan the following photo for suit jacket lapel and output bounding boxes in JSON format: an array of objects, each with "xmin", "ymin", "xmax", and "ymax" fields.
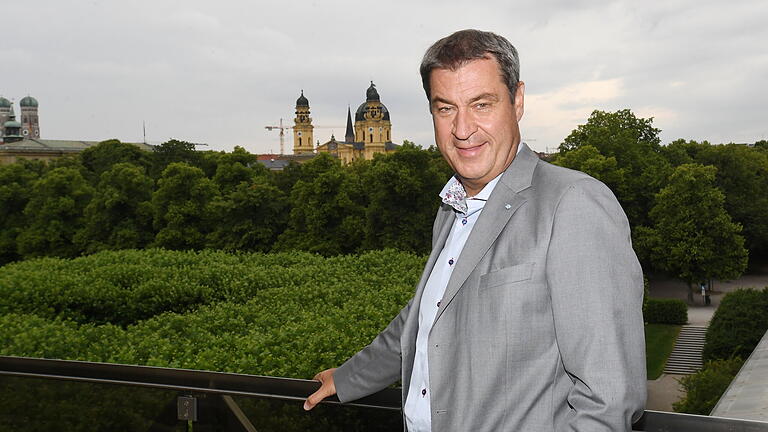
[{"xmin": 432, "ymin": 143, "xmax": 539, "ymax": 325}]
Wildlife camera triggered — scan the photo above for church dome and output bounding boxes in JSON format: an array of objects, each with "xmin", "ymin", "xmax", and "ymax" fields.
[
  {"xmin": 3, "ymin": 119, "xmax": 22, "ymax": 128},
  {"xmin": 296, "ymin": 90, "xmax": 309, "ymax": 107},
  {"xmin": 0, "ymin": 97, "xmax": 10, "ymax": 108},
  {"xmin": 366, "ymin": 81, "xmax": 380, "ymax": 102},
  {"xmin": 20, "ymin": 96, "xmax": 38, "ymax": 107},
  {"xmin": 355, "ymin": 101, "xmax": 390, "ymax": 122},
  {"xmin": 355, "ymin": 81, "xmax": 390, "ymax": 121}
]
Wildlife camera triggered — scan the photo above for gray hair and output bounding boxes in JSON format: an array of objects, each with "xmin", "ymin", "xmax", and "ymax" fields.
[{"xmin": 419, "ymin": 29, "xmax": 520, "ymax": 102}]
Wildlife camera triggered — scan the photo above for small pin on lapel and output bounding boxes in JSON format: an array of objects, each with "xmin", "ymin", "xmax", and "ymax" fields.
[{"xmin": 504, "ymin": 204, "xmax": 512, "ymax": 210}]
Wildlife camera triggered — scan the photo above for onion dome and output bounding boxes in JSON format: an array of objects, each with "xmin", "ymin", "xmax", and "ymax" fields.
[
  {"xmin": 20, "ymin": 96, "xmax": 38, "ymax": 107},
  {"xmin": 296, "ymin": 90, "xmax": 309, "ymax": 107},
  {"xmin": 366, "ymin": 81, "xmax": 380, "ymax": 102},
  {"xmin": 0, "ymin": 97, "xmax": 11, "ymax": 108}
]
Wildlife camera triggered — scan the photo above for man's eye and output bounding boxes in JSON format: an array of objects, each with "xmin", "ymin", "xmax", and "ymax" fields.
[
  {"xmin": 437, "ymin": 106, "xmax": 452, "ymax": 114},
  {"xmin": 475, "ymin": 102, "xmax": 490, "ymax": 110}
]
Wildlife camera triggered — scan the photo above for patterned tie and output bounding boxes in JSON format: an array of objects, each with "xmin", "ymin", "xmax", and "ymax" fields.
[{"xmin": 441, "ymin": 177, "xmax": 468, "ymax": 214}]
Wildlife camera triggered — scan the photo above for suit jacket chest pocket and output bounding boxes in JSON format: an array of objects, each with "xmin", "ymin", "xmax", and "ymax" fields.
[
  {"xmin": 479, "ymin": 262, "xmax": 534, "ymax": 292},
  {"xmin": 475, "ymin": 262, "xmax": 550, "ymax": 362}
]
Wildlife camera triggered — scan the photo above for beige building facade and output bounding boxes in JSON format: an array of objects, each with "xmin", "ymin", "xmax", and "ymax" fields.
[{"xmin": 294, "ymin": 82, "xmax": 399, "ymax": 164}]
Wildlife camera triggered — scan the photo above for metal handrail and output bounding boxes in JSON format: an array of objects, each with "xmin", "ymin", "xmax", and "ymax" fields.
[
  {"xmin": 1, "ymin": 356, "xmax": 767, "ymax": 431},
  {"xmin": 0, "ymin": 356, "xmax": 400, "ymax": 411}
]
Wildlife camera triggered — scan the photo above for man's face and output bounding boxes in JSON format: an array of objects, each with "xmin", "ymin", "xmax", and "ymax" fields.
[{"xmin": 429, "ymin": 56, "xmax": 524, "ymax": 196}]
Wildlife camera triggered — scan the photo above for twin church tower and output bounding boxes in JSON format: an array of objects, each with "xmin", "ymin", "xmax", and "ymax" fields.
[
  {"xmin": 292, "ymin": 82, "xmax": 398, "ymax": 164},
  {"xmin": 0, "ymin": 96, "xmax": 40, "ymax": 143}
]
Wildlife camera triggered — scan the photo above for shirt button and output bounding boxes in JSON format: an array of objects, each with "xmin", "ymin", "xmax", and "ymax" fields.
[
  {"xmin": 448, "ymin": 259, "xmax": 454, "ymax": 265},
  {"xmin": 437, "ymin": 301, "xmax": 441, "ymax": 307},
  {"xmin": 461, "ymin": 218, "xmax": 467, "ymax": 225},
  {"xmin": 421, "ymin": 388, "xmax": 427, "ymax": 396}
]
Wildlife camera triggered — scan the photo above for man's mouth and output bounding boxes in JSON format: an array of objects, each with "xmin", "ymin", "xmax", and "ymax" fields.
[{"xmin": 456, "ymin": 142, "xmax": 487, "ymax": 157}]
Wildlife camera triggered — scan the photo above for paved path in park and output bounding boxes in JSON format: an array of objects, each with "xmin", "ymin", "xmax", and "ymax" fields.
[{"xmin": 645, "ymin": 262, "xmax": 768, "ymax": 411}]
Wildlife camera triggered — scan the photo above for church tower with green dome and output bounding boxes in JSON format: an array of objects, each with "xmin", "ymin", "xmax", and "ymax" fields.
[
  {"xmin": 19, "ymin": 96, "xmax": 40, "ymax": 139},
  {"xmin": 2, "ymin": 105, "xmax": 23, "ymax": 143},
  {"xmin": 292, "ymin": 90, "xmax": 314, "ymax": 154},
  {"xmin": 0, "ymin": 97, "xmax": 11, "ymax": 142}
]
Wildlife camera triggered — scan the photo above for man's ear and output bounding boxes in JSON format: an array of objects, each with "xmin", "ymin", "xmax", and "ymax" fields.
[{"xmin": 514, "ymin": 82, "xmax": 525, "ymax": 122}]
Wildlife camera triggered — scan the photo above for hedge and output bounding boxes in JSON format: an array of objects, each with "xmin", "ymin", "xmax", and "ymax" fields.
[
  {"xmin": 644, "ymin": 297, "xmax": 688, "ymax": 324},
  {"xmin": 0, "ymin": 248, "xmax": 425, "ymax": 326},
  {"xmin": 672, "ymin": 357, "xmax": 744, "ymax": 415},
  {"xmin": 703, "ymin": 287, "xmax": 768, "ymax": 362},
  {"xmin": 0, "ymin": 249, "xmax": 427, "ymax": 378}
]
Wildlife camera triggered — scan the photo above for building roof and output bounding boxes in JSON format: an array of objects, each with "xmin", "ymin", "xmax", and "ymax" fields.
[
  {"xmin": 0, "ymin": 97, "xmax": 10, "ymax": 108},
  {"xmin": 366, "ymin": 81, "xmax": 380, "ymax": 102},
  {"xmin": 355, "ymin": 101, "xmax": 390, "ymax": 122},
  {"xmin": 255, "ymin": 152, "xmax": 319, "ymax": 170},
  {"xmin": 318, "ymin": 135, "xmax": 400, "ymax": 153},
  {"xmin": 345, "ymin": 107, "xmax": 355, "ymax": 142},
  {"xmin": 296, "ymin": 90, "xmax": 309, "ymax": 107},
  {"xmin": 257, "ymin": 159, "xmax": 291, "ymax": 170},
  {"xmin": 711, "ymin": 329, "xmax": 768, "ymax": 422},
  {"xmin": 19, "ymin": 96, "xmax": 38, "ymax": 108},
  {"xmin": 355, "ymin": 82, "xmax": 390, "ymax": 121},
  {"xmin": 0, "ymin": 138, "xmax": 154, "ymax": 152}
]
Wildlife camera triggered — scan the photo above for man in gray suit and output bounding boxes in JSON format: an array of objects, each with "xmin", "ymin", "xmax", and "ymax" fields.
[{"xmin": 305, "ymin": 29, "xmax": 646, "ymax": 431}]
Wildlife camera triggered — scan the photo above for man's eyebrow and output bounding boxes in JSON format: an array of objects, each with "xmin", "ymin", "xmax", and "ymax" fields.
[
  {"xmin": 430, "ymin": 96, "xmax": 454, "ymax": 107},
  {"xmin": 430, "ymin": 93, "xmax": 500, "ymax": 107},
  {"xmin": 468, "ymin": 93, "xmax": 500, "ymax": 104}
]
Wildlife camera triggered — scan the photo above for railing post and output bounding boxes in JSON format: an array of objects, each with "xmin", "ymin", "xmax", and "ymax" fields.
[{"xmin": 177, "ymin": 395, "xmax": 198, "ymax": 422}]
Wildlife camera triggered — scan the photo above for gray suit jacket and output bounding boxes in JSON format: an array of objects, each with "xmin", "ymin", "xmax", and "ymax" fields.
[{"xmin": 334, "ymin": 143, "xmax": 646, "ymax": 431}]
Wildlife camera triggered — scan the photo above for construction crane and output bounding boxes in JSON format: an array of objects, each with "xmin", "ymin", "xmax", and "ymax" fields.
[
  {"xmin": 264, "ymin": 118, "xmax": 291, "ymax": 156},
  {"xmin": 264, "ymin": 119, "xmax": 345, "ymax": 155}
]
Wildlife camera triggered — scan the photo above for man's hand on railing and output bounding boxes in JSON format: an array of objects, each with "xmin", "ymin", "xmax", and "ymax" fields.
[{"xmin": 304, "ymin": 368, "xmax": 337, "ymax": 410}]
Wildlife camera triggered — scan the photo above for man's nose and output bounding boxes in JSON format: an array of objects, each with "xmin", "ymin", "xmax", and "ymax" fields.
[{"xmin": 452, "ymin": 109, "xmax": 476, "ymax": 141}]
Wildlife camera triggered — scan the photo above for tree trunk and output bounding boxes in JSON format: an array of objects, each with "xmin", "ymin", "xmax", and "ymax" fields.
[{"xmin": 687, "ymin": 281, "xmax": 694, "ymax": 303}]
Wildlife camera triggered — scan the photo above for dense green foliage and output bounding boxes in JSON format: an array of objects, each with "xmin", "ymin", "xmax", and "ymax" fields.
[
  {"xmin": 675, "ymin": 288, "xmax": 768, "ymax": 416},
  {"xmin": 638, "ymin": 164, "xmax": 747, "ymax": 295},
  {"xmin": 0, "ymin": 112, "xmax": 766, "ymax": 288},
  {"xmin": 554, "ymin": 111, "xmax": 767, "ymax": 287},
  {"xmin": 0, "ymin": 139, "xmax": 454, "ymax": 265},
  {"xmin": 663, "ymin": 140, "xmax": 768, "ymax": 255},
  {"xmin": 557, "ymin": 109, "xmax": 671, "ymax": 228},
  {"xmin": 16, "ymin": 167, "xmax": 94, "ymax": 258},
  {"xmin": 644, "ymin": 298, "xmax": 688, "ymax": 325},
  {"xmin": 0, "ymin": 249, "xmax": 425, "ymax": 378},
  {"xmin": 74, "ymin": 163, "xmax": 155, "ymax": 253},
  {"xmin": 673, "ymin": 357, "xmax": 745, "ymax": 415},
  {"xmin": 703, "ymin": 288, "xmax": 768, "ymax": 362},
  {"xmin": 644, "ymin": 324, "xmax": 681, "ymax": 379}
]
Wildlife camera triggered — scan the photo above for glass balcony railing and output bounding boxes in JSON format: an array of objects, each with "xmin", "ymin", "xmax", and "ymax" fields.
[{"xmin": 1, "ymin": 356, "xmax": 767, "ymax": 431}]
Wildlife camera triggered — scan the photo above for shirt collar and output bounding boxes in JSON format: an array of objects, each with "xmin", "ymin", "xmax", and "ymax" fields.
[
  {"xmin": 439, "ymin": 173, "xmax": 502, "ymax": 214},
  {"xmin": 438, "ymin": 141, "xmax": 525, "ymax": 213}
]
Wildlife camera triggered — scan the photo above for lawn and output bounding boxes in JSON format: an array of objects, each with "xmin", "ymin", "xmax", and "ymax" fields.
[{"xmin": 645, "ymin": 324, "xmax": 682, "ymax": 380}]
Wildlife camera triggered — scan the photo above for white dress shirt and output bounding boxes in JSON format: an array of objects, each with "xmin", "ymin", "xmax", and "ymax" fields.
[{"xmin": 403, "ymin": 174, "xmax": 502, "ymax": 432}]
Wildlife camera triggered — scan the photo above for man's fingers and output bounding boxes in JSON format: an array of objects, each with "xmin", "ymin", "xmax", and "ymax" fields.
[
  {"xmin": 304, "ymin": 386, "xmax": 330, "ymax": 411},
  {"xmin": 304, "ymin": 368, "xmax": 337, "ymax": 411}
]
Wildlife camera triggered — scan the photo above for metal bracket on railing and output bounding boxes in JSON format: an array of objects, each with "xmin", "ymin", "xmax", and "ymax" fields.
[{"xmin": 177, "ymin": 395, "xmax": 197, "ymax": 421}]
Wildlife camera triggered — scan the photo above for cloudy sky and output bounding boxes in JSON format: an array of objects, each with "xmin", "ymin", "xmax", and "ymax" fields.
[{"xmin": 4, "ymin": 0, "xmax": 767, "ymax": 154}]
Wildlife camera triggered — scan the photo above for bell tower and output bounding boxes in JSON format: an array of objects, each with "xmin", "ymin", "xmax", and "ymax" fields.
[
  {"xmin": 293, "ymin": 90, "xmax": 314, "ymax": 154},
  {"xmin": 19, "ymin": 96, "xmax": 40, "ymax": 139},
  {"xmin": 0, "ymin": 97, "xmax": 11, "ymax": 143},
  {"xmin": 354, "ymin": 82, "xmax": 392, "ymax": 158}
]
